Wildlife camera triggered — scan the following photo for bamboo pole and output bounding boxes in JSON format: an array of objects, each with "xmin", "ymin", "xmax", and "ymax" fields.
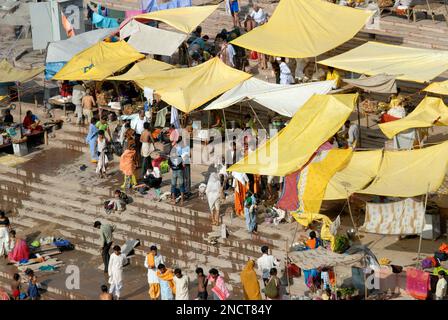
[
  {"xmin": 17, "ymin": 82, "xmax": 22, "ymax": 138},
  {"xmin": 248, "ymin": 102, "xmax": 267, "ymax": 132},
  {"xmin": 415, "ymin": 184, "xmax": 430, "ymax": 268},
  {"xmin": 356, "ymin": 93, "xmax": 362, "ymax": 148},
  {"xmin": 285, "ymin": 240, "xmax": 291, "ymax": 300}
]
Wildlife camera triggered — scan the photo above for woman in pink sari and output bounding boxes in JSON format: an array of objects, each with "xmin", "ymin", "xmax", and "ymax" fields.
[
  {"xmin": 8, "ymin": 230, "xmax": 29, "ymax": 263},
  {"xmin": 208, "ymin": 268, "xmax": 230, "ymax": 300}
]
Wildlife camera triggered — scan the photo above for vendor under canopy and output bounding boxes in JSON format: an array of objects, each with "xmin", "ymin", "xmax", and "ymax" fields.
[{"xmin": 22, "ymin": 110, "xmax": 43, "ymax": 134}]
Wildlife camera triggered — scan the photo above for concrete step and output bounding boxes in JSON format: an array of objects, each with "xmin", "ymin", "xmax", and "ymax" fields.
[
  {"xmin": 9, "ymin": 213, "xmax": 242, "ymax": 292},
  {"xmin": 0, "ymin": 168, "xmax": 290, "ymax": 249}
]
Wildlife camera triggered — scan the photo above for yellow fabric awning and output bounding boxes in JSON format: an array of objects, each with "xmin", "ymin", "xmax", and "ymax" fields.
[
  {"xmin": 360, "ymin": 141, "xmax": 448, "ymax": 197},
  {"xmin": 228, "ymin": 94, "xmax": 358, "ymax": 176},
  {"xmin": 230, "ymin": 0, "xmax": 372, "ymax": 58},
  {"xmin": 324, "ymin": 150, "xmax": 383, "ymax": 200},
  {"xmin": 134, "ymin": 5, "xmax": 218, "ymax": 34},
  {"xmin": 319, "ymin": 42, "xmax": 448, "ymax": 83},
  {"xmin": 108, "ymin": 58, "xmax": 174, "ymax": 81},
  {"xmin": 134, "ymin": 57, "xmax": 251, "ymax": 113},
  {"xmin": 53, "ymin": 41, "xmax": 144, "ymax": 81},
  {"xmin": 379, "ymin": 97, "xmax": 448, "ymax": 138},
  {"xmin": 0, "ymin": 60, "xmax": 44, "ymax": 83},
  {"xmin": 424, "ymin": 80, "xmax": 448, "ymax": 95}
]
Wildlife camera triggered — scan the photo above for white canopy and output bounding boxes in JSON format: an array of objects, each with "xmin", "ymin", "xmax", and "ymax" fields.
[
  {"xmin": 204, "ymin": 78, "xmax": 334, "ymax": 117},
  {"xmin": 121, "ymin": 20, "xmax": 186, "ymax": 56},
  {"xmin": 46, "ymin": 29, "xmax": 116, "ymax": 63}
]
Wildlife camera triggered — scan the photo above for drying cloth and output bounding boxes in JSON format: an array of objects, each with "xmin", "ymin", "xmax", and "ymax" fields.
[
  {"xmin": 360, "ymin": 198, "xmax": 425, "ymax": 235},
  {"xmin": 155, "ymin": 107, "xmax": 168, "ymax": 128},
  {"xmin": 406, "ymin": 268, "xmax": 430, "ymax": 300}
]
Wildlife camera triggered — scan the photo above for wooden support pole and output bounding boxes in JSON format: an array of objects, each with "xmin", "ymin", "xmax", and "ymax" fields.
[{"xmin": 416, "ymin": 184, "xmax": 430, "ymax": 268}]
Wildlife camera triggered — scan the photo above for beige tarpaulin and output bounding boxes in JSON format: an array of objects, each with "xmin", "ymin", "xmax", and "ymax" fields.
[
  {"xmin": 324, "ymin": 150, "xmax": 383, "ymax": 200},
  {"xmin": 319, "ymin": 41, "xmax": 448, "ymax": 83},
  {"xmin": 230, "ymin": 0, "xmax": 372, "ymax": 58},
  {"xmin": 120, "ymin": 20, "xmax": 186, "ymax": 56},
  {"xmin": 289, "ymin": 247, "xmax": 363, "ymax": 270},
  {"xmin": 343, "ymin": 74, "xmax": 397, "ymax": 94},
  {"xmin": 134, "ymin": 5, "xmax": 218, "ymax": 33},
  {"xmin": 424, "ymin": 80, "xmax": 448, "ymax": 95},
  {"xmin": 108, "ymin": 58, "xmax": 173, "ymax": 81},
  {"xmin": 360, "ymin": 141, "xmax": 448, "ymax": 197},
  {"xmin": 379, "ymin": 96, "xmax": 448, "ymax": 138},
  {"xmin": 134, "ymin": 57, "xmax": 251, "ymax": 113},
  {"xmin": 0, "ymin": 60, "xmax": 44, "ymax": 83}
]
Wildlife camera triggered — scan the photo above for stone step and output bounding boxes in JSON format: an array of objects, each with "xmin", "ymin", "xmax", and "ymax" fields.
[
  {"xmin": 15, "ymin": 203, "xmax": 257, "ymax": 273},
  {"xmin": 0, "ymin": 171, "xmax": 287, "ymax": 255},
  {"xmin": 0, "ymin": 168, "xmax": 290, "ymax": 248},
  {"xmin": 9, "ymin": 214, "xmax": 242, "ymax": 292}
]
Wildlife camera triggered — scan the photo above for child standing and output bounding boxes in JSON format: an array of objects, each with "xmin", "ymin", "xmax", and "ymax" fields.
[
  {"xmin": 436, "ymin": 270, "xmax": 447, "ymax": 300},
  {"xmin": 196, "ymin": 267, "xmax": 208, "ymax": 300}
]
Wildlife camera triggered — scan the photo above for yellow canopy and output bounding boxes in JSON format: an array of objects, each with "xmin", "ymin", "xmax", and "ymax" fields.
[
  {"xmin": 135, "ymin": 57, "xmax": 251, "ymax": 113},
  {"xmin": 53, "ymin": 41, "xmax": 144, "ymax": 81},
  {"xmin": 319, "ymin": 42, "xmax": 448, "ymax": 83},
  {"xmin": 360, "ymin": 141, "xmax": 448, "ymax": 197},
  {"xmin": 379, "ymin": 97, "xmax": 448, "ymax": 138},
  {"xmin": 230, "ymin": 0, "xmax": 372, "ymax": 58},
  {"xmin": 324, "ymin": 150, "xmax": 383, "ymax": 200},
  {"xmin": 108, "ymin": 58, "xmax": 174, "ymax": 81},
  {"xmin": 298, "ymin": 148, "xmax": 353, "ymax": 214},
  {"xmin": 228, "ymin": 94, "xmax": 358, "ymax": 176},
  {"xmin": 134, "ymin": 5, "xmax": 218, "ymax": 34},
  {"xmin": 0, "ymin": 60, "xmax": 44, "ymax": 83},
  {"xmin": 424, "ymin": 80, "xmax": 448, "ymax": 95}
]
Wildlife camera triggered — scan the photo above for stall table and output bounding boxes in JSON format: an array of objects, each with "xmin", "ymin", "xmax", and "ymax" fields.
[{"xmin": 48, "ymin": 96, "xmax": 73, "ymax": 116}]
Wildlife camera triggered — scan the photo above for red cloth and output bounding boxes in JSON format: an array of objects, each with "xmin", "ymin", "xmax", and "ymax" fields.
[
  {"xmin": 277, "ymin": 170, "xmax": 300, "ymax": 211},
  {"xmin": 23, "ymin": 115, "xmax": 33, "ymax": 129},
  {"xmin": 406, "ymin": 268, "xmax": 430, "ymax": 300},
  {"xmin": 60, "ymin": 83, "xmax": 72, "ymax": 97},
  {"xmin": 380, "ymin": 113, "xmax": 400, "ymax": 124},
  {"xmin": 8, "ymin": 239, "xmax": 30, "ymax": 263}
]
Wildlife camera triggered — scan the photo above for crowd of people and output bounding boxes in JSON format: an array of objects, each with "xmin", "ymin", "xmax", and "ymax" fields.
[{"xmin": 92, "ymin": 218, "xmax": 287, "ymax": 300}]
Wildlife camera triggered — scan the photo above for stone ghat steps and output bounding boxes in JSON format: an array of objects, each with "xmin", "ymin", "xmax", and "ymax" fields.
[
  {"xmin": 0, "ymin": 165, "xmax": 288, "ymax": 249},
  {"xmin": 0, "ymin": 170, "xmax": 286, "ymax": 255},
  {"xmin": 9, "ymin": 207, "xmax": 245, "ymax": 295},
  {"xmin": 0, "ymin": 165, "xmax": 292, "ymax": 298},
  {"xmin": 0, "ymin": 176, "xmax": 282, "ymax": 269}
]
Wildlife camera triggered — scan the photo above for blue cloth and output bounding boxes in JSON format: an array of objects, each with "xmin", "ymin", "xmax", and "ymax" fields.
[
  {"xmin": 86, "ymin": 123, "xmax": 99, "ymax": 160},
  {"xmin": 45, "ymin": 62, "xmax": 66, "ymax": 80},
  {"xmin": 230, "ymin": 0, "xmax": 239, "ymax": 13},
  {"xmin": 159, "ymin": 279, "xmax": 174, "ymax": 300},
  {"xmin": 244, "ymin": 195, "xmax": 257, "ymax": 232},
  {"xmin": 143, "ymin": 0, "xmax": 192, "ymax": 12},
  {"xmin": 303, "ymin": 269, "xmax": 319, "ymax": 288},
  {"xmin": 27, "ymin": 280, "xmax": 39, "ymax": 299},
  {"xmin": 190, "ymin": 37, "xmax": 206, "ymax": 50},
  {"xmin": 92, "ymin": 12, "xmax": 119, "ymax": 29}
]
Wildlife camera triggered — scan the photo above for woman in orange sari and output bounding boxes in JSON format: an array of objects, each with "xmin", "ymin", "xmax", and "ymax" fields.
[
  {"xmin": 240, "ymin": 260, "xmax": 262, "ymax": 300},
  {"xmin": 120, "ymin": 144, "xmax": 137, "ymax": 189},
  {"xmin": 232, "ymin": 172, "xmax": 249, "ymax": 217}
]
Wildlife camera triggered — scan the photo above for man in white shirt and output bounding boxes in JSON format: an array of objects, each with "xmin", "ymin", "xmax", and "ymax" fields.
[
  {"xmin": 174, "ymin": 268, "xmax": 190, "ymax": 300},
  {"xmin": 256, "ymin": 245, "xmax": 280, "ymax": 286},
  {"xmin": 72, "ymin": 82, "xmax": 86, "ymax": 125},
  {"xmin": 436, "ymin": 271, "xmax": 447, "ymax": 300},
  {"xmin": 108, "ymin": 245, "xmax": 128, "ymax": 300},
  {"xmin": 278, "ymin": 57, "xmax": 294, "ymax": 85},
  {"xmin": 133, "ymin": 110, "xmax": 148, "ymax": 136},
  {"xmin": 345, "ymin": 120, "xmax": 359, "ymax": 148},
  {"xmin": 249, "ymin": 4, "xmax": 267, "ymax": 25},
  {"xmin": 132, "ymin": 110, "xmax": 148, "ymax": 166}
]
